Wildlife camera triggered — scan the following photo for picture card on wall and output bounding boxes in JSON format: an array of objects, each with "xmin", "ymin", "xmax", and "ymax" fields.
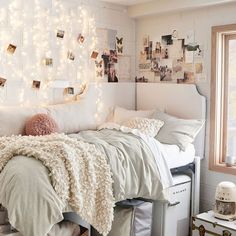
[
  {"xmin": 91, "ymin": 51, "xmax": 99, "ymax": 59},
  {"xmin": 143, "ymin": 35, "xmax": 149, "ymax": 47},
  {"xmin": 67, "ymin": 51, "xmax": 75, "ymax": 61},
  {"xmin": 32, "ymin": 80, "xmax": 41, "ymax": 90},
  {"xmin": 77, "ymin": 33, "xmax": 85, "ymax": 44},
  {"xmin": 64, "ymin": 87, "xmax": 74, "ymax": 95},
  {"xmin": 185, "ymin": 30, "xmax": 195, "ymax": 45},
  {"xmin": 161, "ymin": 35, "xmax": 173, "ymax": 45},
  {"xmin": 43, "ymin": 58, "xmax": 53, "ymax": 66},
  {"xmin": 7, "ymin": 44, "xmax": 17, "ymax": 54},
  {"xmin": 195, "ymin": 63, "xmax": 203, "ymax": 74},
  {"xmin": 0, "ymin": 77, "xmax": 6, "ymax": 87},
  {"xmin": 57, "ymin": 30, "xmax": 65, "ymax": 39}
]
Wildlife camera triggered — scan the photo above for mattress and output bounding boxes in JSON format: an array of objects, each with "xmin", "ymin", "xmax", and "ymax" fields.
[{"xmin": 162, "ymin": 143, "xmax": 195, "ymax": 169}]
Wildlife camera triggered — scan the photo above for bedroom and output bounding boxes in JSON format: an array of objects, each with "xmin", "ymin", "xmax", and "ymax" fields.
[{"xmin": 0, "ymin": 0, "xmax": 235, "ymax": 235}]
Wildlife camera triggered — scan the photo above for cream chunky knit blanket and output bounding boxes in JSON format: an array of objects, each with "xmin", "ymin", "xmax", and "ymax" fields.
[{"xmin": 0, "ymin": 133, "xmax": 114, "ymax": 235}]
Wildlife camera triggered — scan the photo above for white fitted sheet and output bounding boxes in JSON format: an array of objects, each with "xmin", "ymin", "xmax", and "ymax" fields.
[{"xmin": 162, "ymin": 143, "xmax": 195, "ymax": 169}]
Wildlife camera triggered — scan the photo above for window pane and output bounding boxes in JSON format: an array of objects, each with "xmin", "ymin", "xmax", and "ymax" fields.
[{"xmin": 227, "ymin": 38, "xmax": 236, "ymax": 156}]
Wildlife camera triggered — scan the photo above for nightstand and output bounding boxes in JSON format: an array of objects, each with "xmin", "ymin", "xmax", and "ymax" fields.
[{"xmin": 192, "ymin": 210, "xmax": 236, "ymax": 236}]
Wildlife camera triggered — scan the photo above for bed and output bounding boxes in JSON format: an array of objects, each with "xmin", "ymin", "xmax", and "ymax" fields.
[{"xmin": 0, "ymin": 82, "xmax": 206, "ymax": 236}]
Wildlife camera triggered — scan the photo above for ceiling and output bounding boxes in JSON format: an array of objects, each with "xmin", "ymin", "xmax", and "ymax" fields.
[{"xmin": 102, "ymin": 0, "xmax": 152, "ymax": 6}]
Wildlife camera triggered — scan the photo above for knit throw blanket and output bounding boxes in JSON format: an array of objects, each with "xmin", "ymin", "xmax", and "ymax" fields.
[{"xmin": 0, "ymin": 133, "xmax": 114, "ymax": 235}]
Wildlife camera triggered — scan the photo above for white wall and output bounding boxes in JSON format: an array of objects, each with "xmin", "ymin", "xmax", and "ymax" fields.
[
  {"xmin": 0, "ymin": 0, "xmax": 135, "ymax": 106},
  {"xmin": 135, "ymin": 2, "xmax": 236, "ymax": 211}
]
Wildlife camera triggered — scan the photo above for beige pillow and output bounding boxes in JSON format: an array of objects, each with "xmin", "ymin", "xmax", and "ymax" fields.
[
  {"xmin": 123, "ymin": 117, "xmax": 164, "ymax": 137},
  {"xmin": 46, "ymin": 100, "xmax": 97, "ymax": 134},
  {"xmin": 0, "ymin": 106, "xmax": 47, "ymax": 136},
  {"xmin": 113, "ymin": 107, "xmax": 155, "ymax": 124}
]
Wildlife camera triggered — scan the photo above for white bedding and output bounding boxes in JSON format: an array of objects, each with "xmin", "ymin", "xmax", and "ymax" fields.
[{"xmin": 162, "ymin": 143, "xmax": 195, "ymax": 169}]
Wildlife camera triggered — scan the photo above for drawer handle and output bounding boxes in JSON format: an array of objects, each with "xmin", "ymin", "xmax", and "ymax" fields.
[{"xmin": 168, "ymin": 201, "xmax": 180, "ymax": 207}]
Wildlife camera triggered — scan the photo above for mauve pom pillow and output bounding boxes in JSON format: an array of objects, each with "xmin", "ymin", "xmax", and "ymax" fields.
[{"xmin": 25, "ymin": 113, "xmax": 58, "ymax": 136}]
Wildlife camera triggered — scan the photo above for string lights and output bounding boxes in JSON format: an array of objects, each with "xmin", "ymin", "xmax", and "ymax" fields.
[{"xmin": 0, "ymin": 0, "xmax": 101, "ymax": 114}]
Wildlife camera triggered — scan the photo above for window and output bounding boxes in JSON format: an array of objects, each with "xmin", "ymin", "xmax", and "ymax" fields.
[{"xmin": 210, "ymin": 24, "xmax": 236, "ymax": 175}]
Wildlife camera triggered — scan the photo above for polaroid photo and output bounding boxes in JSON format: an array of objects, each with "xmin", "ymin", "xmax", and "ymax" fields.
[
  {"xmin": 77, "ymin": 33, "xmax": 85, "ymax": 44},
  {"xmin": 109, "ymin": 50, "xmax": 118, "ymax": 63},
  {"xmin": 161, "ymin": 35, "xmax": 173, "ymax": 45},
  {"xmin": 57, "ymin": 30, "xmax": 65, "ymax": 39},
  {"xmin": 182, "ymin": 71, "xmax": 195, "ymax": 84},
  {"xmin": 0, "ymin": 77, "xmax": 6, "ymax": 87},
  {"xmin": 143, "ymin": 35, "xmax": 149, "ymax": 47},
  {"xmin": 32, "ymin": 80, "xmax": 41, "ymax": 90},
  {"xmin": 195, "ymin": 63, "xmax": 203, "ymax": 74},
  {"xmin": 185, "ymin": 30, "xmax": 195, "ymax": 45},
  {"xmin": 43, "ymin": 58, "xmax": 53, "ymax": 66},
  {"xmin": 67, "ymin": 51, "xmax": 75, "ymax": 61},
  {"xmin": 108, "ymin": 63, "xmax": 118, "ymax": 83},
  {"xmin": 7, "ymin": 44, "xmax": 17, "ymax": 54},
  {"xmin": 91, "ymin": 51, "xmax": 99, "ymax": 59},
  {"xmin": 64, "ymin": 87, "xmax": 74, "ymax": 95}
]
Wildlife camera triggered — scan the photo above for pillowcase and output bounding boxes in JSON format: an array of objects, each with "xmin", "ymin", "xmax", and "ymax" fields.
[
  {"xmin": 25, "ymin": 114, "xmax": 58, "ymax": 136},
  {"xmin": 0, "ymin": 106, "xmax": 47, "ymax": 136},
  {"xmin": 46, "ymin": 100, "xmax": 97, "ymax": 134},
  {"xmin": 153, "ymin": 110, "xmax": 205, "ymax": 151},
  {"xmin": 123, "ymin": 117, "xmax": 164, "ymax": 137},
  {"xmin": 113, "ymin": 107, "xmax": 155, "ymax": 124}
]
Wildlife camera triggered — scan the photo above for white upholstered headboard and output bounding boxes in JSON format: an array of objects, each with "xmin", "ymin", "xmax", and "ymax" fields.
[{"xmin": 136, "ymin": 83, "xmax": 206, "ymax": 158}]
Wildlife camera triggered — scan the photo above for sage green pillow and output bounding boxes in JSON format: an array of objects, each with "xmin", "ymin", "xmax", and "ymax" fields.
[{"xmin": 153, "ymin": 110, "xmax": 204, "ymax": 151}]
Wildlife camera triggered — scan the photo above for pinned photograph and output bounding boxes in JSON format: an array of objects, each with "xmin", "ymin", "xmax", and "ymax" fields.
[
  {"xmin": 0, "ymin": 77, "xmax": 6, "ymax": 87},
  {"xmin": 160, "ymin": 66, "xmax": 173, "ymax": 81},
  {"xmin": 182, "ymin": 71, "xmax": 195, "ymax": 83},
  {"xmin": 32, "ymin": 80, "xmax": 41, "ymax": 90},
  {"xmin": 143, "ymin": 35, "xmax": 149, "ymax": 47},
  {"xmin": 161, "ymin": 35, "xmax": 173, "ymax": 45},
  {"xmin": 57, "ymin": 30, "xmax": 65, "ymax": 39},
  {"xmin": 77, "ymin": 33, "xmax": 85, "ymax": 44},
  {"xmin": 67, "ymin": 51, "xmax": 75, "ymax": 61},
  {"xmin": 109, "ymin": 50, "xmax": 118, "ymax": 63},
  {"xmin": 195, "ymin": 63, "xmax": 203, "ymax": 74},
  {"xmin": 7, "ymin": 44, "xmax": 17, "ymax": 54},
  {"xmin": 91, "ymin": 51, "xmax": 99, "ymax": 59},
  {"xmin": 108, "ymin": 64, "xmax": 118, "ymax": 83},
  {"xmin": 64, "ymin": 87, "xmax": 74, "ymax": 95},
  {"xmin": 43, "ymin": 58, "xmax": 53, "ymax": 66}
]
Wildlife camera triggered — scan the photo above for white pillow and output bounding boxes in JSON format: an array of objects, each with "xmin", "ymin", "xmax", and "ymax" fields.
[
  {"xmin": 46, "ymin": 100, "xmax": 97, "ymax": 134},
  {"xmin": 0, "ymin": 106, "xmax": 47, "ymax": 136},
  {"xmin": 153, "ymin": 110, "xmax": 205, "ymax": 151},
  {"xmin": 113, "ymin": 107, "xmax": 155, "ymax": 124},
  {"xmin": 123, "ymin": 117, "xmax": 164, "ymax": 137}
]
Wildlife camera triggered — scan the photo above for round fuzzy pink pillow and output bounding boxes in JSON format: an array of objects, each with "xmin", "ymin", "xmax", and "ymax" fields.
[{"xmin": 25, "ymin": 113, "xmax": 58, "ymax": 136}]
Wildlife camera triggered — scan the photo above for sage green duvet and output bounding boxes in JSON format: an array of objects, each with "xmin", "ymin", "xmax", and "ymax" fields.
[{"xmin": 0, "ymin": 129, "xmax": 172, "ymax": 236}]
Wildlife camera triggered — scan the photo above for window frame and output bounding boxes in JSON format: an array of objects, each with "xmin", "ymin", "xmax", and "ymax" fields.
[{"xmin": 210, "ymin": 24, "xmax": 236, "ymax": 175}]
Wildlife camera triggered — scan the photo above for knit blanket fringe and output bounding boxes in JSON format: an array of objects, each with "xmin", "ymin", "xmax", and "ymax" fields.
[{"xmin": 0, "ymin": 133, "xmax": 114, "ymax": 235}]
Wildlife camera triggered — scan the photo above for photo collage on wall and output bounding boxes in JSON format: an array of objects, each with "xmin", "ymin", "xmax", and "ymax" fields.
[
  {"xmin": 137, "ymin": 30, "xmax": 205, "ymax": 84},
  {"xmin": 94, "ymin": 28, "xmax": 131, "ymax": 83}
]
